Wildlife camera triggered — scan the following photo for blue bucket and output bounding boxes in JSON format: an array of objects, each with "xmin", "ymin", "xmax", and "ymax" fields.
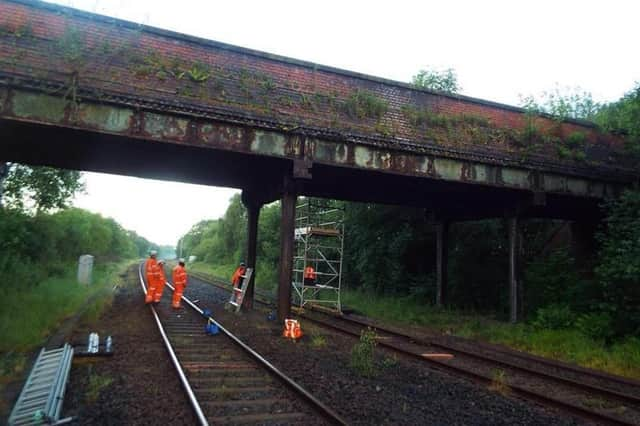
[
  {"xmin": 202, "ymin": 308, "xmax": 212, "ymax": 318},
  {"xmin": 205, "ymin": 319, "xmax": 219, "ymax": 335}
]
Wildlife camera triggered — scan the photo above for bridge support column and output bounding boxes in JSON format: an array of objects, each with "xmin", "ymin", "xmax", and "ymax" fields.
[
  {"xmin": 435, "ymin": 220, "xmax": 449, "ymax": 307},
  {"xmin": 277, "ymin": 179, "xmax": 296, "ymax": 322},
  {"xmin": 508, "ymin": 216, "xmax": 523, "ymax": 323},
  {"xmin": 0, "ymin": 162, "xmax": 7, "ymax": 208},
  {"xmin": 241, "ymin": 196, "xmax": 261, "ymax": 310}
]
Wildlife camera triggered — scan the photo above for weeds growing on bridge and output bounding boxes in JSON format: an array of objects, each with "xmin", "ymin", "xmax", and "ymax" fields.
[{"xmin": 344, "ymin": 89, "xmax": 388, "ymax": 120}]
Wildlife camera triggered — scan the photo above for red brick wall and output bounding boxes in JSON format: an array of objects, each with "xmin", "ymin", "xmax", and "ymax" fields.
[{"xmin": 0, "ymin": 0, "xmax": 628, "ymax": 170}]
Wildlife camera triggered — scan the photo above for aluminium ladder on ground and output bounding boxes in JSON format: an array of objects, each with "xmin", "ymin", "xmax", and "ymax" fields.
[
  {"xmin": 227, "ymin": 267, "xmax": 254, "ymax": 312},
  {"xmin": 8, "ymin": 343, "xmax": 74, "ymax": 426},
  {"xmin": 292, "ymin": 198, "xmax": 344, "ymax": 312}
]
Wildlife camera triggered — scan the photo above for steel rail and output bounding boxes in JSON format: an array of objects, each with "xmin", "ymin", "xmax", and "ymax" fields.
[
  {"xmin": 196, "ymin": 271, "xmax": 640, "ymax": 396},
  {"xmin": 322, "ymin": 313, "xmax": 640, "ymax": 407},
  {"xmin": 192, "ymin": 272, "xmax": 637, "ymax": 426},
  {"xmin": 163, "ymin": 278, "xmax": 347, "ymax": 425},
  {"xmin": 137, "ymin": 264, "xmax": 209, "ymax": 426},
  {"xmin": 289, "ymin": 310, "xmax": 636, "ymax": 426}
]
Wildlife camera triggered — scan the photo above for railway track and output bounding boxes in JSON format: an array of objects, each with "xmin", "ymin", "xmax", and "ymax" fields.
[
  {"xmin": 189, "ymin": 270, "xmax": 640, "ymax": 426},
  {"xmin": 138, "ymin": 264, "xmax": 346, "ymax": 425}
]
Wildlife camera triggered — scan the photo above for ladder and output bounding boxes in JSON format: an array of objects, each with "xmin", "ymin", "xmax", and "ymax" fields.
[
  {"xmin": 9, "ymin": 344, "xmax": 74, "ymax": 425},
  {"xmin": 227, "ymin": 268, "xmax": 253, "ymax": 312}
]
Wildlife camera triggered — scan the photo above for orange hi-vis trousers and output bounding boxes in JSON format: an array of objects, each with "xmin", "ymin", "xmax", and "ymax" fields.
[
  {"xmin": 145, "ymin": 277, "xmax": 158, "ymax": 304},
  {"xmin": 153, "ymin": 280, "xmax": 166, "ymax": 303},
  {"xmin": 172, "ymin": 283, "xmax": 185, "ymax": 309}
]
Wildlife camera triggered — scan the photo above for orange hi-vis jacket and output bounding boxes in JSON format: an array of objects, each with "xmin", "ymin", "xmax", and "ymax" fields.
[
  {"xmin": 172, "ymin": 264, "xmax": 187, "ymax": 288},
  {"xmin": 144, "ymin": 257, "xmax": 159, "ymax": 303},
  {"xmin": 171, "ymin": 264, "xmax": 187, "ymax": 308},
  {"xmin": 145, "ymin": 258, "xmax": 159, "ymax": 284},
  {"xmin": 231, "ymin": 266, "xmax": 246, "ymax": 287},
  {"xmin": 304, "ymin": 266, "xmax": 317, "ymax": 280},
  {"xmin": 158, "ymin": 265, "xmax": 166, "ymax": 284}
]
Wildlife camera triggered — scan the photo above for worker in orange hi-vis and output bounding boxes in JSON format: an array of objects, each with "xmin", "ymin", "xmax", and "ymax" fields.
[
  {"xmin": 231, "ymin": 262, "xmax": 246, "ymax": 288},
  {"xmin": 144, "ymin": 250, "xmax": 159, "ymax": 304},
  {"xmin": 172, "ymin": 258, "xmax": 188, "ymax": 309},
  {"xmin": 303, "ymin": 265, "xmax": 317, "ymax": 286},
  {"xmin": 153, "ymin": 259, "xmax": 167, "ymax": 303},
  {"xmin": 230, "ymin": 261, "xmax": 246, "ymax": 304}
]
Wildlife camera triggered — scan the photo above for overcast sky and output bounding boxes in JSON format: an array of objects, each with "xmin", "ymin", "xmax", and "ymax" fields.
[{"xmin": 59, "ymin": 0, "xmax": 640, "ymax": 245}]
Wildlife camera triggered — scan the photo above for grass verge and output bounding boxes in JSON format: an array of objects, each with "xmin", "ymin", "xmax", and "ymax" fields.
[
  {"xmin": 0, "ymin": 260, "xmax": 132, "ymax": 386},
  {"xmin": 341, "ymin": 289, "xmax": 640, "ymax": 380}
]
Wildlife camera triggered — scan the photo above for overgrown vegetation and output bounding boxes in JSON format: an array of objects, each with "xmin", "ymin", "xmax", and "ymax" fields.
[
  {"xmin": 488, "ymin": 369, "xmax": 509, "ymax": 394},
  {"xmin": 85, "ymin": 367, "xmax": 114, "ymax": 404},
  {"xmin": 412, "ymin": 68, "xmax": 460, "ymax": 94},
  {"xmin": 343, "ymin": 89, "xmax": 388, "ymax": 120},
  {"xmin": 179, "ymin": 194, "xmax": 280, "ymax": 290},
  {"xmin": 0, "ymin": 163, "xmax": 160, "ymax": 394},
  {"xmin": 349, "ymin": 328, "xmax": 378, "ymax": 377},
  {"xmin": 2, "ymin": 164, "xmax": 83, "ymax": 212},
  {"xmin": 595, "ymin": 83, "xmax": 640, "ymax": 158},
  {"xmin": 595, "ymin": 190, "xmax": 640, "ymax": 337},
  {"xmin": 178, "ymin": 188, "xmax": 640, "ymax": 379}
]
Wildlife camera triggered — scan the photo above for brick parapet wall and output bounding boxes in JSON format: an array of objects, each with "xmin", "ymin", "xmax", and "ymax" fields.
[{"xmin": 0, "ymin": 0, "xmax": 634, "ymax": 177}]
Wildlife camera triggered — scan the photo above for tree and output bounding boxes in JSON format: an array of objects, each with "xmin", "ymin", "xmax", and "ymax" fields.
[
  {"xmin": 411, "ymin": 68, "xmax": 460, "ymax": 94},
  {"xmin": 595, "ymin": 83, "xmax": 640, "ymax": 157},
  {"xmin": 595, "ymin": 190, "xmax": 640, "ymax": 336},
  {"xmin": 518, "ymin": 86, "xmax": 601, "ymax": 121},
  {"xmin": 1, "ymin": 163, "xmax": 84, "ymax": 212}
]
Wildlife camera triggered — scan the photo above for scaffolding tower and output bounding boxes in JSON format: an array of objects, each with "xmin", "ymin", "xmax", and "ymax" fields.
[{"xmin": 293, "ymin": 198, "xmax": 344, "ymax": 312}]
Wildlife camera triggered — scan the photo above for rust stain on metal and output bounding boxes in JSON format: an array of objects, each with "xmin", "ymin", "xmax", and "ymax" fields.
[
  {"xmin": 460, "ymin": 162, "xmax": 475, "ymax": 181},
  {"xmin": 199, "ymin": 123, "xmax": 246, "ymax": 150},
  {"xmin": 528, "ymin": 171, "xmax": 542, "ymax": 191},
  {"xmin": 0, "ymin": 87, "xmax": 8, "ymax": 114},
  {"xmin": 375, "ymin": 151, "xmax": 392, "ymax": 170},
  {"xmin": 427, "ymin": 157, "xmax": 436, "ymax": 177},
  {"xmin": 78, "ymin": 103, "xmax": 133, "ymax": 133},
  {"xmin": 129, "ymin": 110, "xmax": 144, "ymax": 136},
  {"xmin": 186, "ymin": 121, "xmax": 199, "ymax": 145},
  {"xmin": 484, "ymin": 165, "xmax": 502, "ymax": 186}
]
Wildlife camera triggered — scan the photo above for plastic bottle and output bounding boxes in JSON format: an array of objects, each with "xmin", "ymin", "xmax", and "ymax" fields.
[
  {"xmin": 105, "ymin": 335, "xmax": 112, "ymax": 353},
  {"xmin": 88, "ymin": 332, "xmax": 99, "ymax": 353},
  {"xmin": 87, "ymin": 333, "xmax": 94, "ymax": 353}
]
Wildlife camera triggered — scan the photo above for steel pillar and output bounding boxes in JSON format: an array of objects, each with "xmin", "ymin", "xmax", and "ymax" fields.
[
  {"xmin": 435, "ymin": 220, "xmax": 449, "ymax": 307},
  {"xmin": 508, "ymin": 216, "xmax": 523, "ymax": 323},
  {"xmin": 243, "ymin": 202, "xmax": 260, "ymax": 310},
  {"xmin": 278, "ymin": 182, "xmax": 296, "ymax": 322}
]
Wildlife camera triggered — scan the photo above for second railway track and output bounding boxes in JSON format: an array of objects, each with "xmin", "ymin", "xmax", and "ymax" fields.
[
  {"xmin": 138, "ymin": 264, "xmax": 345, "ymax": 425},
  {"xmin": 189, "ymin": 270, "xmax": 640, "ymax": 426}
]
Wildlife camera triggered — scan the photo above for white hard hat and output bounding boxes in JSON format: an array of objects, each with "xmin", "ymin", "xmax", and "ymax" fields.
[
  {"xmin": 158, "ymin": 259, "xmax": 165, "ymax": 264},
  {"xmin": 149, "ymin": 250, "xmax": 158, "ymax": 256},
  {"xmin": 179, "ymin": 258, "xmax": 186, "ymax": 264}
]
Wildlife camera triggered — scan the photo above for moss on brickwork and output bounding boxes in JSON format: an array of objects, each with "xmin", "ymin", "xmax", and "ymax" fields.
[
  {"xmin": 0, "ymin": 6, "xmax": 622, "ymax": 171},
  {"xmin": 344, "ymin": 89, "xmax": 388, "ymax": 120}
]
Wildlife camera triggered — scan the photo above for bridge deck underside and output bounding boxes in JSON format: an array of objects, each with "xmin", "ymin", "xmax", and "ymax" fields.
[{"xmin": 1, "ymin": 118, "xmax": 601, "ymax": 221}]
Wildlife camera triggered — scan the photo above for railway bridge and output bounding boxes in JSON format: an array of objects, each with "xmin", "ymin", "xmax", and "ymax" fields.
[{"xmin": 0, "ymin": 0, "xmax": 637, "ymax": 322}]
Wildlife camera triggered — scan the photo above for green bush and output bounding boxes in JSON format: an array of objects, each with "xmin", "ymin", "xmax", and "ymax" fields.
[
  {"xmin": 350, "ymin": 328, "xmax": 378, "ymax": 377},
  {"xmin": 595, "ymin": 189, "xmax": 640, "ymax": 337},
  {"xmin": 531, "ymin": 304, "xmax": 574, "ymax": 329},
  {"xmin": 575, "ymin": 312, "xmax": 613, "ymax": 342}
]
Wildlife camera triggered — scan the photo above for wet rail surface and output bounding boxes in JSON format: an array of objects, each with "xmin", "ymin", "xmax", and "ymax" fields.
[
  {"xmin": 187, "ymin": 270, "xmax": 640, "ymax": 426},
  {"xmin": 138, "ymin": 264, "xmax": 345, "ymax": 426}
]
